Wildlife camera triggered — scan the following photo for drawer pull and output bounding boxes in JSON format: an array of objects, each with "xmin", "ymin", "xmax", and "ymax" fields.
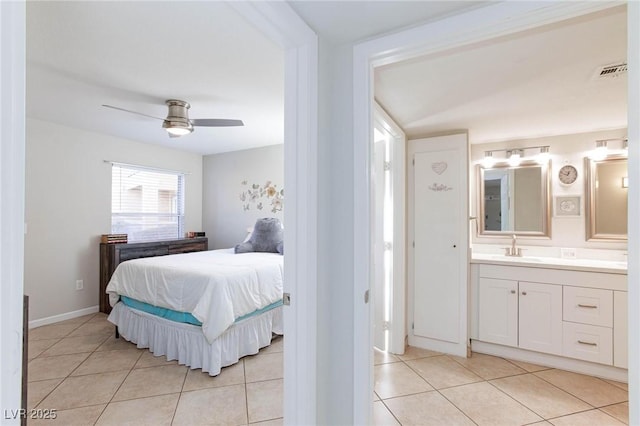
[
  {"xmin": 577, "ymin": 340, "xmax": 598, "ymax": 346},
  {"xmin": 577, "ymin": 304, "xmax": 598, "ymax": 309},
  {"xmin": 510, "ymin": 290, "xmax": 516, "ymax": 294}
]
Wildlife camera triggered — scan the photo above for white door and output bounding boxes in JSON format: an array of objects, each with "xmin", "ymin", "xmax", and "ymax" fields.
[
  {"xmin": 519, "ymin": 281, "xmax": 563, "ymax": 355},
  {"xmin": 478, "ymin": 277, "xmax": 518, "ymax": 347},
  {"xmin": 373, "ymin": 138, "xmax": 386, "ymax": 350},
  {"xmin": 372, "ymin": 104, "xmax": 407, "ymax": 355},
  {"xmin": 408, "ymin": 133, "xmax": 469, "ymax": 357}
]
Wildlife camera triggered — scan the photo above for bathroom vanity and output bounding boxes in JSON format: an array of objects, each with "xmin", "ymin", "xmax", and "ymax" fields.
[{"xmin": 470, "ymin": 255, "xmax": 627, "ymax": 381}]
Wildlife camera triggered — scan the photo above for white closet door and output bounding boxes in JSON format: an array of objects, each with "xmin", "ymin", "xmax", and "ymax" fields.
[{"xmin": 408, "ymin": 133, "xmax": 468, "ymax": 356}]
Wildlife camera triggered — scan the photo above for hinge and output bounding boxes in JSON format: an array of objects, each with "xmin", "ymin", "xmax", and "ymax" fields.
[
  {"xmin": 411, "ymin": 322, "xmax": 414, "ymax": 330},
  {"xmin": 384, "ymin": 161, "xmax": 391, "ymax": 171},
  {"xmin": 364, "ymin": 290, "xmax": 370, "ymax": 304},
  {"xmin": 283, "ymin": 293, "xmax": 291, "ymax": 306},
  {"xmin": 412, "ymin": 158, "xmax": 415, "ymax": 166}
]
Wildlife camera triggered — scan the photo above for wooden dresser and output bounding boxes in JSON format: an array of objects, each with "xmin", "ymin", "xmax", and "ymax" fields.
[{"xmin": 99, "ymin": 237, "xmax": 208, "ymax": 313}]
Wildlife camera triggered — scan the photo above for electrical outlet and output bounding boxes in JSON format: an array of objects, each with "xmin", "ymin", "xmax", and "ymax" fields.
[
  {"xmin": 75, "ymin": 279, "xmax": 84, "ymax": 290},
  {"xmin": 560, "ymin": 248, "xmax": 577, "ymax": 259}
]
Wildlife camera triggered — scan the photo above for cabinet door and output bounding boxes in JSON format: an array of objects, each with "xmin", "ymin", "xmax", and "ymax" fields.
[
  {"xmin": 519, "ymin": 281, "xmax": 562, "ymax": 355},
  {"xmin": 478, "ymin": 277, "xmax": 518, "ymax": 347}
]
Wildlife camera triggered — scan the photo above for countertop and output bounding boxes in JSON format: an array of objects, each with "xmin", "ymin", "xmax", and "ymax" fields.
[{"xmin": 471, "ymin": 253, "xmax": 627, "ymax": 274}]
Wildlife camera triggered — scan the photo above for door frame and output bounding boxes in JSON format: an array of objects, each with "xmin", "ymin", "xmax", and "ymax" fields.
[
  {"xmin": 0, "ymin": 1, "xmax": 27, "ymax": 418},
  {"xmin": 352, "ymin": 2, "xmax": 638, "ymax": 424},
  {"xmin": 222, "ymin": 3, "xmax": 320, "ymax": 424}
]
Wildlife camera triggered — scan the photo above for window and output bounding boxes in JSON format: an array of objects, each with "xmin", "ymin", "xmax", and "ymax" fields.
[{"xmin": 111, "ymin": 163, "xmax": 185, "ymax": 242}]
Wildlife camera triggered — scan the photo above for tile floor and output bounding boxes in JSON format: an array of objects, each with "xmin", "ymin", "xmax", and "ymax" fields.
[
  {"xmin": 373, "ymin": 346, "xmax": 629, "ymax": 426},
  {"xmin": 27, "ymin": 312, "xmax": 283, "ymax": 425},
  {"xmin": 28, "ymin": 313, "xmax": 629, "ymax": 425}
]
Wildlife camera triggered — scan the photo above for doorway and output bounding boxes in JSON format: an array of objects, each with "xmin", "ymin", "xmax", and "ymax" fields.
[{"xmin": 354, "ymin": 2, "xmax": 639, "ymax": 424}]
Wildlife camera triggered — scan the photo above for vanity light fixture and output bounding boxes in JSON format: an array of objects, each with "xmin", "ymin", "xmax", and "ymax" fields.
[
  {"xmin": 536, "ymin": 146, "xmax": 550, "ymax": 164},
  {"xmin": 482, "ymin": 145, "xmax": 550, "ymax": 166},
  {"xmin": 482, "ymin": 151, "xmax": 495, "ymax": 168},
  {"xmin": 507, "ymin": 149, "xmax": 523, "ymax": 166},
  {"xmin": 591, "ymin": 140, "xmax": 608, "ymax": 161}
]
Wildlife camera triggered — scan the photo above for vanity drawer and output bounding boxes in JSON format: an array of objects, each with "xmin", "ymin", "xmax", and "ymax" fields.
[
  {"xmin": 563, "ymin": 286, "xmax": 613, "ymax": 327},
  {"xmin": 562, "ymin": 322, "xmax": 612, "ymax": 365}
]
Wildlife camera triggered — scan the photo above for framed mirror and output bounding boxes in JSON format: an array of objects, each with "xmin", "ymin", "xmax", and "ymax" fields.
[
  {"xmin": 585, "ymin": 155, "xmax": 628, "ymax": 240},
  {"xmin": 478, "ymin": 161, "xmax": 551, "ymax": 237}
]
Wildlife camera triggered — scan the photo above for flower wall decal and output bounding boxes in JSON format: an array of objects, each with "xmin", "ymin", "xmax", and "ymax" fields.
[{"xmin": 240, "ymin": 180, "xmax": 284, "ymax": 213}]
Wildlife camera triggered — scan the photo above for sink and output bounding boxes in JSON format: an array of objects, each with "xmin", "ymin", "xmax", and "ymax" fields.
[{"xmin": 484, "ymin": 255, "xmax": 542, "ymax": 262}]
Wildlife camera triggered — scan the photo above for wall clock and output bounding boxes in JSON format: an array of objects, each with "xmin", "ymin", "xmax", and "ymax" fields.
[{"xmin": 558, "ymin": 165, "xmax": 578, "ymax": 185}]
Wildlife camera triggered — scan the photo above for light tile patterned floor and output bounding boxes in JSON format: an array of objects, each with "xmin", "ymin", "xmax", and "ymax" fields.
[
  {"xmin": 28, "ymin": 313, "xmax": 629, "ymax": 425},
  {"xmin": 373, "ymin": 347, "xmax": 629, "ymax": 426},
  {"xmin": 27, "ymin": 313, "xmax": 283, "ymax": 425}
]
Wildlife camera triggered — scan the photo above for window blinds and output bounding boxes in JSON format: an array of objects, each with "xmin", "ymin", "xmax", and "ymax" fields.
[{"xmin": 111, "ymin": 163, "xmax": 185, "ymax": 242}]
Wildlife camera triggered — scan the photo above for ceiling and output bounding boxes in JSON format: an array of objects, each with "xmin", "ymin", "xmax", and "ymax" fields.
[
  {"xmin": 375, "ymin": 6, "xmax": 628, "ymax": 144},
  {"xmin": 289, "ymin": 1, "xmax": 487, "ymax": 45},
  {"xmin": 26, "ymin": 1, "xmax": 284, "ymax": 155},
  {"xmin": 26, "ymin": 2, "xmax": 627, "ymax": 155}
]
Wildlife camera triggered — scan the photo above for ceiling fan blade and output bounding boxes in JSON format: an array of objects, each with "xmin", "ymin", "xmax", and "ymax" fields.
[
  {"xmin": 102, "ymin": 104, "xmax": 165, "ymax": 121},
  {"xmin": 191, "ymin": 118, "xmax": 244, "ymax": 127}
]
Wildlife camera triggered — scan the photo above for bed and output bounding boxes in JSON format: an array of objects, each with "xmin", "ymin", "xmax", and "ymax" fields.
[{"xmin": 106, "ymin": 248, "xmax": 284, "ymax": 376}]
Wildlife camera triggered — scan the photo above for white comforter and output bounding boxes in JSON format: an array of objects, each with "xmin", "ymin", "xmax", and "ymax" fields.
[{"xmin": 106, "ymin": 249, "xmax": 284, "ymax": 343}]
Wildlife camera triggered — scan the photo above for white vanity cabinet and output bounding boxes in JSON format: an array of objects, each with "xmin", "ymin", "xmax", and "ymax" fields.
[
  {"xmin": 479, "ymin": 278, "xmax": 562, "ymax": 355},
  {"xmin": 478, "ymin": 278, "xmax": 518, "ymax": 346},
  {"xmin": 472, "ymin": 261, "xmax": 627, "ymax": 378}
]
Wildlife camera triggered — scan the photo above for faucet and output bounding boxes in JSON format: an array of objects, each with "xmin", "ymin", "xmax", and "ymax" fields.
[{"xmin": 504, "ymin": 234, "xmax": 523, "ymax": 257}]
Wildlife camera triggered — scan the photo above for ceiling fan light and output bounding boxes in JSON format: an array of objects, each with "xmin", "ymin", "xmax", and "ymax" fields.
[{"xmin": 163, "ymin": 119, "xmax": 193, "ymax": 136}]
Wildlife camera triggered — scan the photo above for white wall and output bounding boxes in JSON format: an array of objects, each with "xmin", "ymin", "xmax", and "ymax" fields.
[
  {"xmin": 202, "ymin": 144, "xmax": 283, "ymax": 249},
  {"xmin": 315, "ymin": 39, "xmax": 357, "ymax": 423},
  {"xmin": 471, "ymin": 128, "xmax": 628, "ymax": 251},
  {"xmin": 25, "ymin": 118, "xmax": 203, "ymax": 322}
]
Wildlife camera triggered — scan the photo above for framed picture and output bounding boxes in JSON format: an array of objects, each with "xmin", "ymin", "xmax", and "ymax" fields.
[{"xmin": 555, "ymin": 196, "xmax": 580, "ymax": 216}]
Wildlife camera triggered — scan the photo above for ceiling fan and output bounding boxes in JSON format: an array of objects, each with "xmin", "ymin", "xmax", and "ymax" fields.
[{"xmin": 102, "ymin": 99, "xmax": 244, "ymax": 137}]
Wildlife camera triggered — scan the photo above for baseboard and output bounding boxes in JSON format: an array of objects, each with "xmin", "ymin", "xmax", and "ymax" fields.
[
  {"xmin": 408, "ymin": 333, "xmax": 467, "ymax": 358},
  {"xmin": 29, "ymin": 305, "xmax": 99, "ymax": 329},
  {"xmin": 471, "ymin": 339, "xmax": 628, "ymax": 383}
]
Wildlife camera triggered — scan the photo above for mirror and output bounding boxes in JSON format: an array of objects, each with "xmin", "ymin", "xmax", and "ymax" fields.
[
  {"xmin": 585, "ymin": 155, "xmax": 628, "ymax": 240},
  {"xmin": 478, "ymin": 161, "xmax": 551, "ymax": 237}
]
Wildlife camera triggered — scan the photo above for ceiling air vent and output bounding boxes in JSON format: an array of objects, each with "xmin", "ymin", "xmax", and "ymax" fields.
[{"xmin": 594, "ymin": 63, "xmax": 627, "ymax": 79}]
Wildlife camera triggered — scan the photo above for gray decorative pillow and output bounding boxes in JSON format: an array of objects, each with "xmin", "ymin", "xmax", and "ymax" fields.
[{"xmin": 235, "ymin": 218, "xmax": 283, "ymax": 254}]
